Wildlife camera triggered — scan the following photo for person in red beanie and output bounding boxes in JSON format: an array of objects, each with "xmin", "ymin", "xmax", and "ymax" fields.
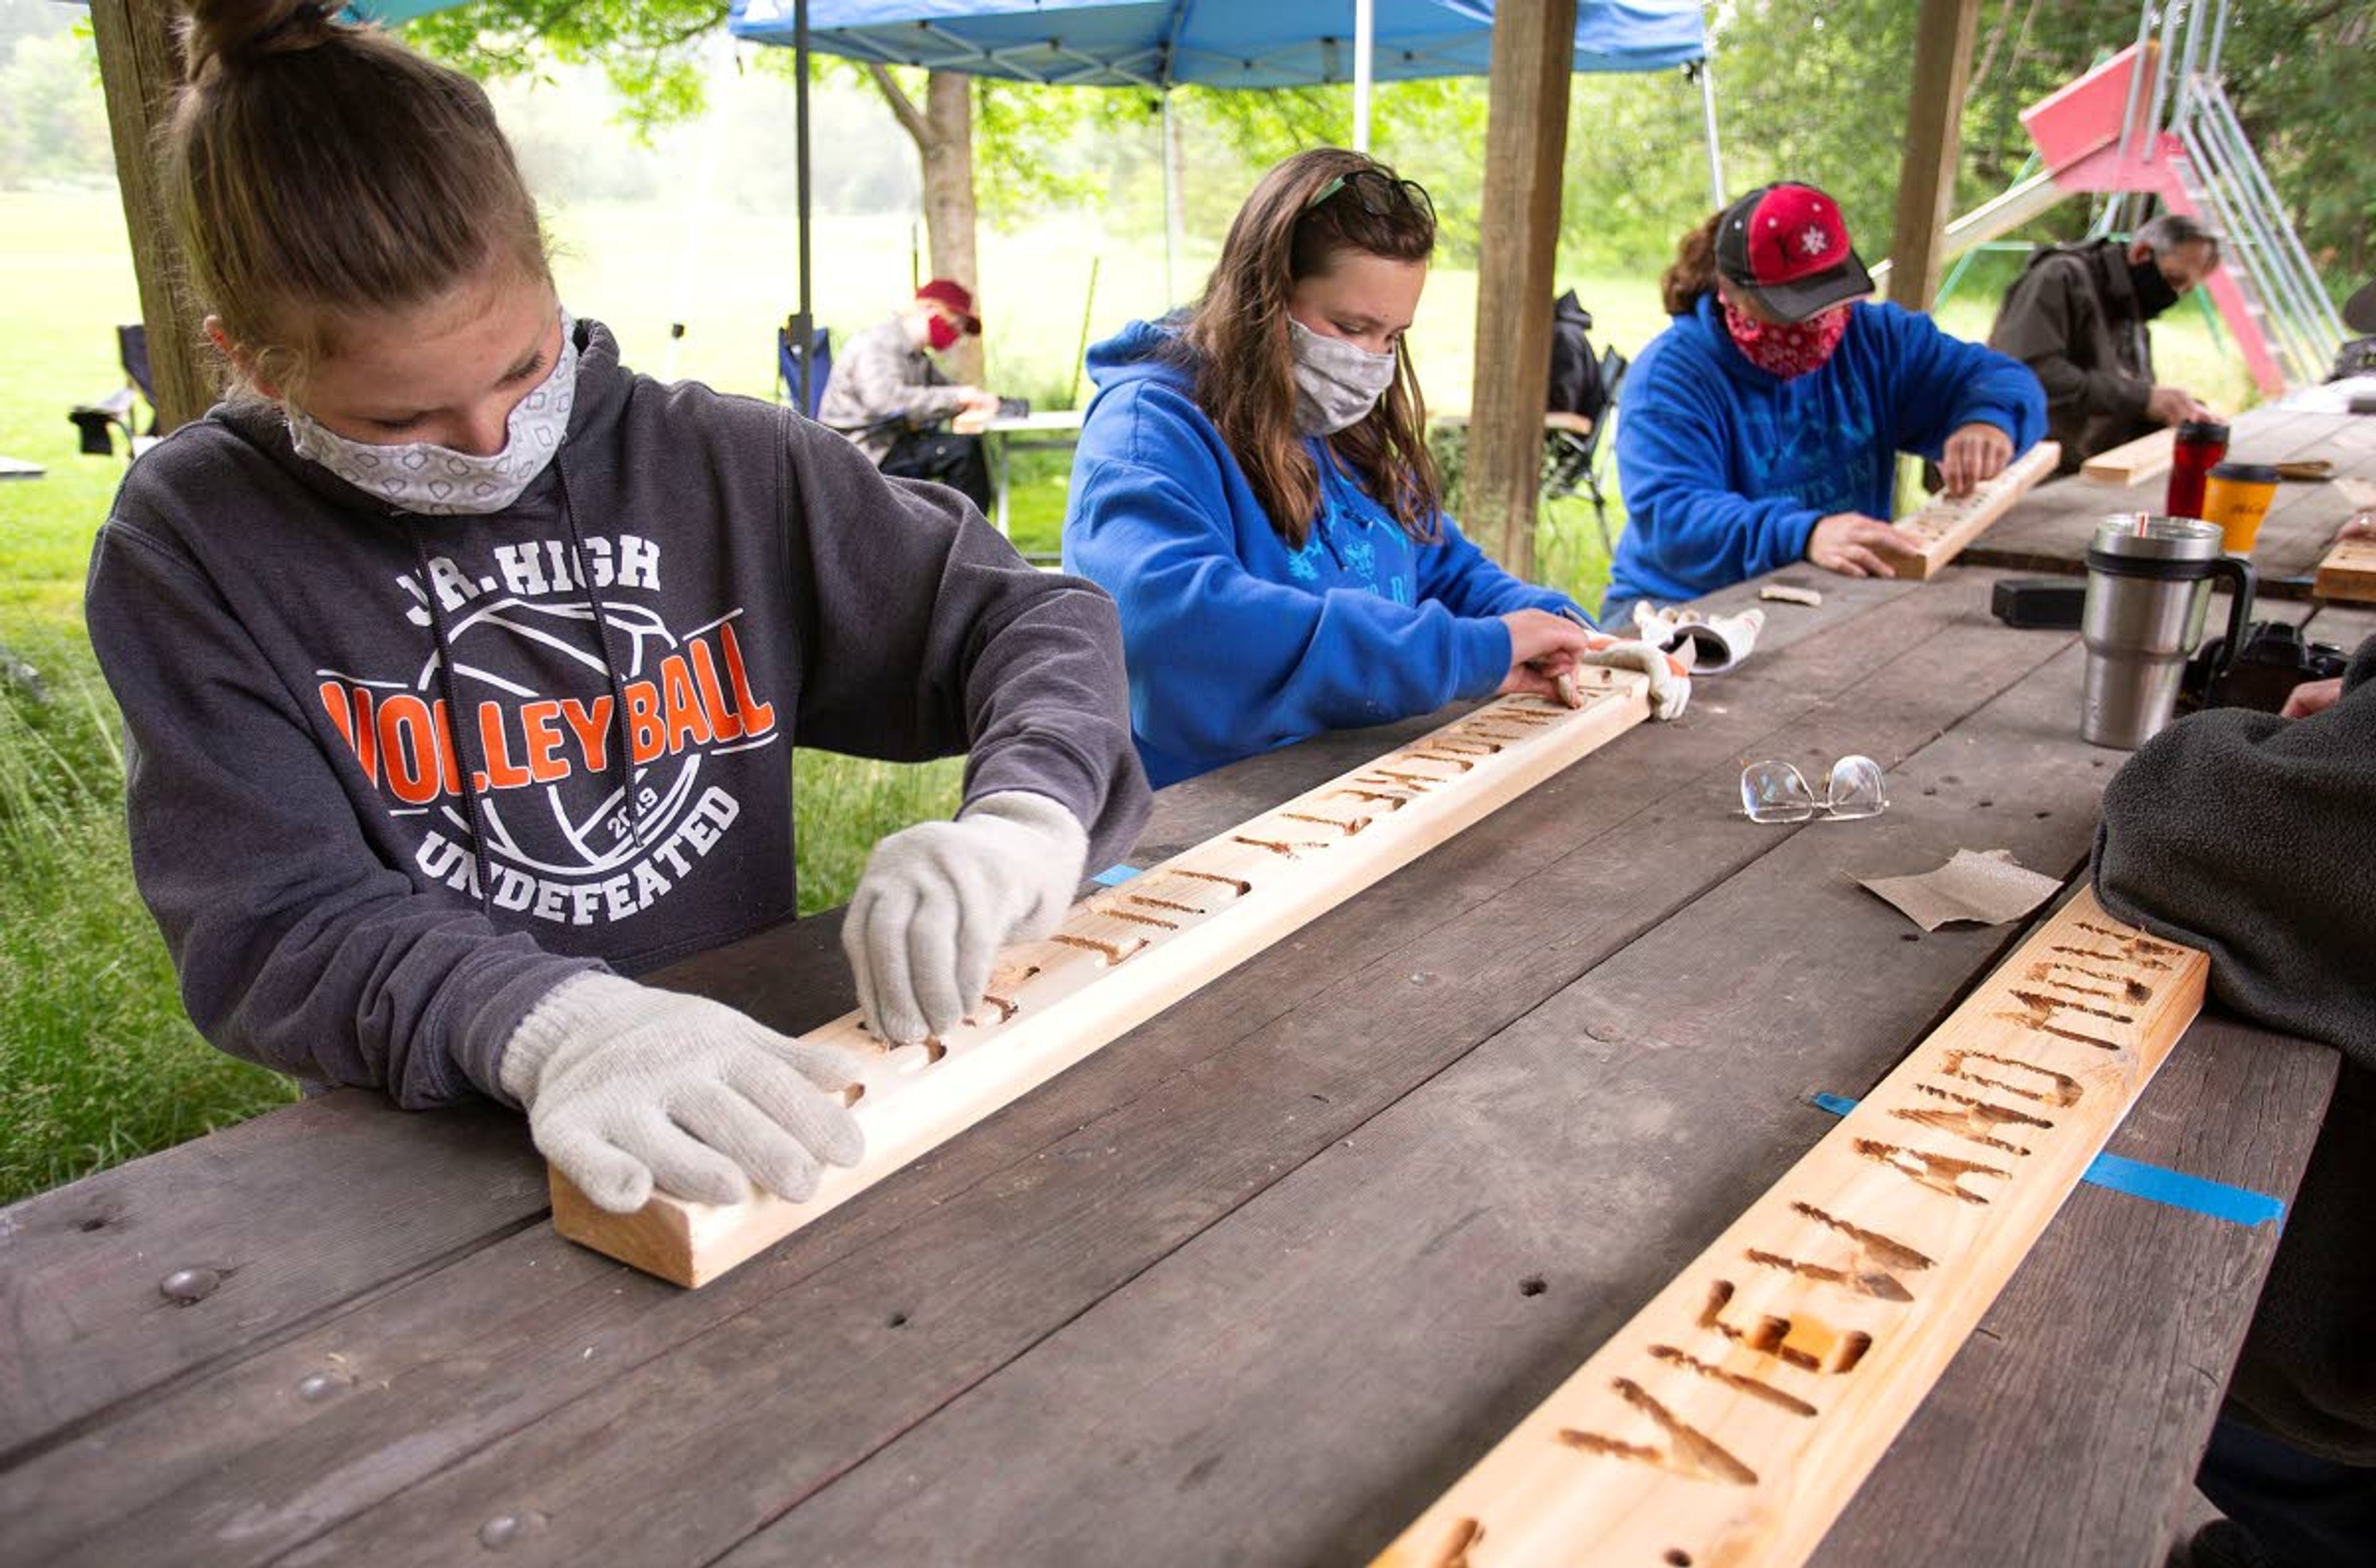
[{"xmin": 818, "ymin": 278, "xmax": 1003, "ymax": 510}]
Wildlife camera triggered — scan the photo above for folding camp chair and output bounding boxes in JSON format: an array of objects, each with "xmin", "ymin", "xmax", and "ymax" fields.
[
  {"xmin": 777, "ymin": 321, "xmax": 832, "ymax": 418},
  {"xmin": 68, "ymin": 324, "xmax": 157, "ymax": 459},
  {"xmin": 1543, "ymin": 334, "xmax": 1629, "ymax": 557}
]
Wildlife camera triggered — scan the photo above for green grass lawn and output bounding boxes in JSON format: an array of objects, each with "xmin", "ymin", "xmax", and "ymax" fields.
[{"xmin": 0, "ymin": 182, "xmax": 2263, "ymax": 1203}]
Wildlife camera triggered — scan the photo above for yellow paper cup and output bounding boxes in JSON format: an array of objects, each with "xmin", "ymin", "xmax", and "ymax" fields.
[{"xmin": 2202, "ymin": 462, "xmax": 2279, "ymax": 556}]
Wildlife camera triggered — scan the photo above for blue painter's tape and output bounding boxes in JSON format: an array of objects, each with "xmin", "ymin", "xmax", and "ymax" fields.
[
  {"xmin": 1807, "ymin": 1093, "xmax": 2284, "ymax": 1228},
  {"xmin": 1091, "ymin": 863, "xmax": 1141, "ymax": 887},
  {"xmin": 2078, "ymin": 1151, "xmax": 2286, "ymax": 1228}
]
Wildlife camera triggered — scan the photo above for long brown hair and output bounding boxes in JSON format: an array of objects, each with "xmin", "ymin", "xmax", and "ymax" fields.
[
  {"xmin": 1659, "ymin": 209, "xmax": 1726, "ymax": 316},
  {"xmin": 1181, "ymin": 149, "xmax": 1440, "ymax": 549},
  {"xmin": 165, "ymin": 0, "xmax": 548, "ymax": 395}
]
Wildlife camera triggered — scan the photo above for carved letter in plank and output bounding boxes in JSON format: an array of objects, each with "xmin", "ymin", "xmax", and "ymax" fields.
[
  {"xmin": 1373, "ymin": 889, "xmax": 2205, "ymax": 1568},
  {"xmin": 553, "ymin": 672, "xmax": 1654, "ymax": 1286}
]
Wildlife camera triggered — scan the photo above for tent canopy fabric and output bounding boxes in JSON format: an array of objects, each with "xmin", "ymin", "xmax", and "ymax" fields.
[{"xmin": 723, "ymin": 0, "xmax": 1707, "ymax": 87}]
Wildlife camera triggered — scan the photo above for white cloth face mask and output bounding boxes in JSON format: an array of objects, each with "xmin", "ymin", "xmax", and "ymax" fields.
[
  {"xmin": 285, "ymin": 310, "xmax": 579, "ymax": 515},
  {"xmin": 1288, "ymin": 316, "xmax": 1398, "ymax": 437}
]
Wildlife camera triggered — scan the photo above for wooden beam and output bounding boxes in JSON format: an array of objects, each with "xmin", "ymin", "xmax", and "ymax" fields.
[
  {"xmin": 2080, "ymin": 426, "xmax": 2177, "ymax": 486},
  {"xmin": 554, "ymin": 671, "xmax": 1655, "ymax": 1286},
  {"xmin": 88, "ymin": 0, "xmax": 215, "ymax": 432},
  {"xmin": 1465, "ymin": 0, "xmax": 1577, "ymax": 577},
  {"xmin": 1866, "ymin": 167, "xmax": 2072, "ymax": 295},
  {"xmin": 1374, "ymin": 888, "xmax": 2207, "ymax": 1568},
  {"xmin": 2312, "ymin": 483, "xmax": 2376, "ymax": 603},
  {"xmin": 2313, "ymin": 536, "xmax": 2376, "ymax": 604},
  {"xmin": 1884, "ymin": 0, "xmax": 1984, "ymax": 314},
  {"xmin": 1893, "ymin": 439, "xmax": 2060, "ymax": 579}
]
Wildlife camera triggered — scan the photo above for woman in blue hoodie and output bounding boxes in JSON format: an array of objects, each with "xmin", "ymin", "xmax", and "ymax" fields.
[
  {"xmin": 1064, "ymin": 149, "xmax": 1687, "ymax": 788},
  {"xmin": 1605, "ymin": 183, "xmax": 2047, "ymax": 618}
]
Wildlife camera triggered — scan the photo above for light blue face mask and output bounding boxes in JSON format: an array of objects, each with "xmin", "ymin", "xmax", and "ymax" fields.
[
  {"xmin": 1288, "ymin": 316, "xmax": 1398, "ymax": 437},
  {"xmin": 285, "ymin": 311, "xmax": 579, "ymax": 515}
]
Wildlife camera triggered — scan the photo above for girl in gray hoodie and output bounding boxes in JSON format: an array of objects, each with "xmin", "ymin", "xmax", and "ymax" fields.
[{"xmin": 84, "ymin": 0, "xmax": 1148, "ymax": 1217}]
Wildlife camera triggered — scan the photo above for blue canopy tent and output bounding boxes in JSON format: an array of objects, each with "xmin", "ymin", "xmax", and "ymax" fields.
[
  {"xmin": 715, "ymin": 0, "xmax": 1715, "ymax": 408},
  {"xmin": 345, "ymin": 0, "xmax": 1714, "ymax": 415}
]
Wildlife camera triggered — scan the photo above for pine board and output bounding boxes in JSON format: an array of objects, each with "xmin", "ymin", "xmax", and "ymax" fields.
[{"xmin": 1375, "ymin": 890, "xmax": 2205, "ymax": 1568}]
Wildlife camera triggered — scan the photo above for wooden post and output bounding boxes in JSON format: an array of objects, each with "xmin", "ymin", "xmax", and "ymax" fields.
[
  {"xmin": 1885, "ymin": 0, "xmax": 1983, "ymax": 314},
  {"xmin": 88, "ymin": 0, "xmax": 215, "ymax": 433},
  {"xmin": 1466, "ymin": 0, "xmax": 1575, "ymax": 577}
]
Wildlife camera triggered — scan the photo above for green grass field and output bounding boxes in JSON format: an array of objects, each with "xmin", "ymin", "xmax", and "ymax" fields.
[{"xmin": 0, "ymin": 181, "xmax": 2260, "ymax": 1202}]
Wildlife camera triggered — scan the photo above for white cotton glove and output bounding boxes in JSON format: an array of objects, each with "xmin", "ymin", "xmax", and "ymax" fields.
[
  {"xmin": 500, "ymin": 972, "xmax": 866, "ymax": 1213},
  {"xmin": 843, "ymin": 790, "xmax": 1089, "ymax": 1045},
  {"xmin": 1578, "ymin": 639, "xmax": 1692, "ymax": 722}
]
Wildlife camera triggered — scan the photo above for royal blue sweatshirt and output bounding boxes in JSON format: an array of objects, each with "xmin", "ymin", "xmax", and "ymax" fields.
[
  {"xmin": 85, "ymin": 319, "xmax": 1148, "ymax": 1111},
  {"xmin": 1062, "ymin": 320, "xmax": 1582, "ymax": 787},
  {"xmin": 1606, "ymin": 295, "xmax": 2046, "ymax": 611}
]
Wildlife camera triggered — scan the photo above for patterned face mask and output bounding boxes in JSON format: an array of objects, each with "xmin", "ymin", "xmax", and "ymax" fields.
[
  {"xmin": 1721, "ymin": 299, "xmax": 1850, "ymax": 380},
  {"xmin": 1288, "ymin": 317, "xmax": 1399, "ymax": 436},
  {"xmin": 285, "ymin": 311, "xmax": 579, "ymax": 515}
]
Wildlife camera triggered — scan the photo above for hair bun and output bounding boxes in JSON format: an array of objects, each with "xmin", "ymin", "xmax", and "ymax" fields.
[{"xmin": 183, "ymin": 0, "xmax": 338, "ymax": 80}]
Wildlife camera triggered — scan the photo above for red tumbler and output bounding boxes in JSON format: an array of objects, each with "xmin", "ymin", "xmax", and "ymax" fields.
[{"xmin": 2164, "ymin": 418, "xmax": 2229, "ymax": 520}]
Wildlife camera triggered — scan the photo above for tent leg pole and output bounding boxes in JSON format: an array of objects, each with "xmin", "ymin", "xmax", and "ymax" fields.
[
  {"xmin": 794, "ymin": 0, "xmax": 814, "ymax": 415},
  {"xmin": 1697, "ymin": 59, "xmax": 1725, "ymax": 209},
  {"xmin": 1353, "ymin": 0, "xmax": 1375, "ymax": 153},
  {"xmin": 1161, "ymin": 90, "xmax": 1180, "ymax": 306}
]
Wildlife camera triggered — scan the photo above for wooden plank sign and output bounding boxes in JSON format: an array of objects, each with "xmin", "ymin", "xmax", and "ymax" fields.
[
  {"xmin": 554, "ymin": 673, "xmax": 1655, "ymax": 1286},
  {"xmin": 2315, "ymin": 536, "xmax": 2376, "ymax": 605},
  {"xmin": 2312, "ymin": 480, "xmax": 2376, "ymax": 604},
  {"xmin": 1374, "ymin": 889, "xmax": 2206, "ymax": 1568},
  {"xmin": 1893, "ymin": 439, "xmax": 2062, "ymax": 580},
  {"xmin": 2080, "ymin": 426, "xmax": 2176, "ymax": 486}
]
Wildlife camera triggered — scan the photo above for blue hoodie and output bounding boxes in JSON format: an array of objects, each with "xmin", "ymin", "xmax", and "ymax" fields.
[
  {"xmin": 1064, "ymin": 320, "xmax": 1583, "ymax": 787},
  {"xmin": 1606, "ymin": 295, "xmax": 2046, "ymax": 613}
]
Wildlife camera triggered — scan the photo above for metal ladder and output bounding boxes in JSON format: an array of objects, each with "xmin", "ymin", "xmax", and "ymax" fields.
[
  {"xmin": 2122, "ymin": 0, "xmax": 2347, "ymax": 390},
  {"xmin": 2166, "ymin": 71, "xmax": 2347, "ymax": 388}
]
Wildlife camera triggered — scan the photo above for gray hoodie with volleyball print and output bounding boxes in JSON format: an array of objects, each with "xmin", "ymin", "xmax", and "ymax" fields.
[{"xmin": 85, "ymin": 318, "xmax": 1149, "ymax": 1111}]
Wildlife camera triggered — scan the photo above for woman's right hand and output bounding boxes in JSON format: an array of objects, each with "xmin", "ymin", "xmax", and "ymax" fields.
[
  {"xmin": 500, "ymin": 972, "xmax": 866, "ymax": 1213},
  {"xmin": 1496, "ymin": 609, "xmax": 1600, "ymax": 701},
  {"xmin": 1807, "ymin": 512, "xmax": 1923, "ymax": 579}
]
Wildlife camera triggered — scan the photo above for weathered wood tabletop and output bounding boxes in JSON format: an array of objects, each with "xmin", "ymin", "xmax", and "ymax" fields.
[
  {"xmin": 1961, "ymin": 405, "xmax": 2376, "ymax": 595},
  {"xmin": 5, "ymin": 566, "xmax": 2367, "ymax": 1567}
]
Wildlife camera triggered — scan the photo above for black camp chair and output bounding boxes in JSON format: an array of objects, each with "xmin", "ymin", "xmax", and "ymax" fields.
[
  {"xmin": 1543, "ymin": 344, "xmax": 1628, "ymax": 554},
  {"xmin": 68, "ymin": 324, "xmax": 157, "ymax": 458}
]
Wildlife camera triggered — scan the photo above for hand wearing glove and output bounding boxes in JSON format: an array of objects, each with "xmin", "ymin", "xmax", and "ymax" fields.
[
  {"xmin": 843, "ymin": 790, "xmax": 1089, "ymax": 1045},
  {"xmin": 501, "ymin": 971, "xmax": 866, "ymax": 1213},
  {"xmin": 1557, "ymin": 609, "xmax": 1691, "ymax": 722}
]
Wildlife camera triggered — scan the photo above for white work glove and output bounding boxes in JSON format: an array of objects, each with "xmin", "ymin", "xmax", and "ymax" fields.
[
  {"xmin": 1557, "ymin": 608, "xmax": 1690, "ymax": 722},
  {"xmin": 1578, "ymin": 639, "xmax": 1691, "ymax": 722},
  {"xmin": 843, "ymin": 790, "xmax": 1089, "ymax": 1045},
  {"xmin": 500, "ymin": 972, "xmax": 865, "ymax": 1213}
]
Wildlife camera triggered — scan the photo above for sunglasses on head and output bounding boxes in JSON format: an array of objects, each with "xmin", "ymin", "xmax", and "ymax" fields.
[{"xmin": 1305, "ymin": 168, "xmax": 1435, "ymax": 225}]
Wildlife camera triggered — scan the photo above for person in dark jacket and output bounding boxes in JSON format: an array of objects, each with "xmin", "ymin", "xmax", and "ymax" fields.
[
  {"xmin": 1987, "ymin": 213, "xmax": 2221, "ymax": 473},
  {"xmin": 2091, "ymin": 611, "xmax": 2376, "ymax": 1568},
  {"xmin": 87, "ymin": 0, "xmax": 1150, "ymax": 1219}
]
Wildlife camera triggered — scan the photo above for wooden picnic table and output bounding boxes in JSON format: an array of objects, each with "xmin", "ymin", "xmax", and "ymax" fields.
[
  {"xmin": 5, "ymin": 565, "xmax": 2369, "ymax": 1567},
  {"xmin": 1961, "ymin": 403, "xmax": 2376, "ymax": 596}
]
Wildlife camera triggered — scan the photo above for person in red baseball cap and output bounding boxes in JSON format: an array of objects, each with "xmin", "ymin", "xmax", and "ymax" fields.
[
  {"xmin": 1604, "ymin": 181, "xmax": 2046, "ymax": 618},
  {"xmin": 817, "ymin": 277, "xmax": 1004, "ymax": 510}
]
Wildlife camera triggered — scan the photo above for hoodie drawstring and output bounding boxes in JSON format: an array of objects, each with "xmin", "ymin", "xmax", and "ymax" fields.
[
  {"xmin": 411, "ymin": 531, "xmax": 497, "ymax": 918},
  {"xmin": 554, "ymin": 460, "xmax": 647, "ymax": 850}
]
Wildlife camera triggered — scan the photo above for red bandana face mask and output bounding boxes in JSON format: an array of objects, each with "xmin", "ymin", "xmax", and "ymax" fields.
[
  {"xmin": 1722, "ymin": 300, "xmax": 1849, "ymax": 379},
  {"xmin": 925, "ymin": 312, "xmax": 961, "ymax": 353}
]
